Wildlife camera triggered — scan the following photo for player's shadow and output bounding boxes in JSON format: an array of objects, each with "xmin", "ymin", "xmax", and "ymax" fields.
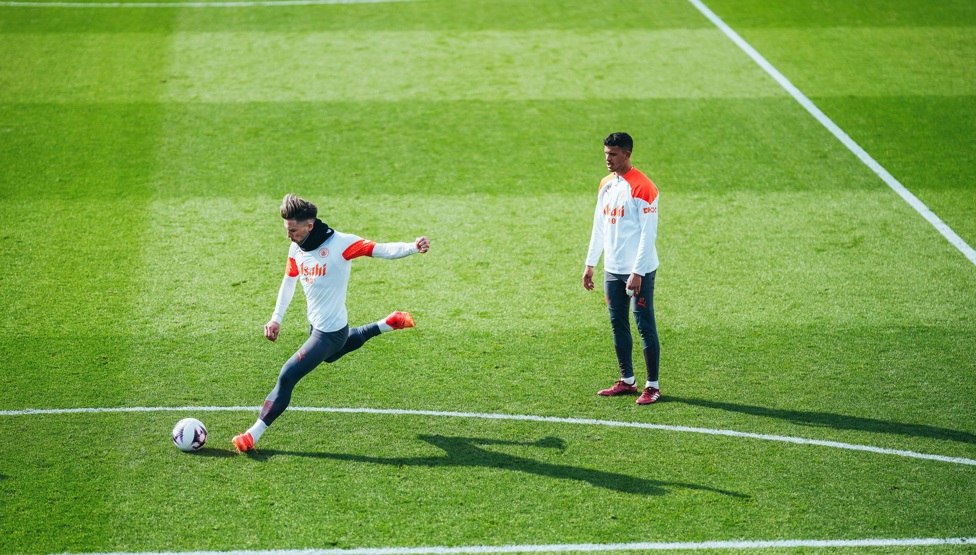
[
  {"xmin": 260, "ymin": 434, "xmax": 747, "ymax": 498},
  {"xmin": 668, "ymin": 396, "xmax": 976, "ymax": 445},
  {"xmin": 187, "ymin": 446, "xmax": 239, "ymax": 458}
]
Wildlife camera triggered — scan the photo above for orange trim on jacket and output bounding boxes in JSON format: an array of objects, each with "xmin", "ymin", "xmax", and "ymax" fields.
[
  {"xmin": 621, "ymin": 167, "xmax": 658, "ymax": 205},
  {"xmin": 342, "ymin": 239, "xmax": 376, "ymax": 260}
]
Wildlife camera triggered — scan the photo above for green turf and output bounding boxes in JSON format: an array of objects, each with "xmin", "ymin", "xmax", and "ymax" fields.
[
  {"xmin": 0, "ymin": 0, "xmax": 974, "ymax": 553},
  {"xmin": 0, "ymin": 0, "xmax": 709, "ymax": 34},
  {"xmin": 704, "ymin": 0, "xmax": 976, "ymax": 254},
  {"xmin": 0, "ymin": 31, "xmax": 785, "ymax": 103},
  {"xmin": 1, "ymin": 412, "xmax": 972, "ymax": 551}
]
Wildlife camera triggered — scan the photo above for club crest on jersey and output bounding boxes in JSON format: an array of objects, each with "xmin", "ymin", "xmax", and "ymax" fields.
[{"xmin": 319, "ymin": 248, "xmax": 329, "ymax": 258}]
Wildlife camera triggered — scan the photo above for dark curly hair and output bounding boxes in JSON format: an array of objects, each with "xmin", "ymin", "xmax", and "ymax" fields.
[{"xmin": 603, "ymin": 132, "xmax": 634, "ymax": 152}]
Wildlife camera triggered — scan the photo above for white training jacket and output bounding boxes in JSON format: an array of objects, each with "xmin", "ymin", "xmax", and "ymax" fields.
[
  {"xmin": 585, "ymin": 167, "xmax": 660, "ymax": 276},
  {"xmin": 271, "ymin": 230, "xmax": 418, "ymax": 333}
]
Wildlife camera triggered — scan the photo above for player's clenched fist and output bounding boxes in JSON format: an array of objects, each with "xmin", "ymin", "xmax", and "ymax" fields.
[{"xmin": 264, "ymin": 320, "xmax": 280, "ymax": 342}]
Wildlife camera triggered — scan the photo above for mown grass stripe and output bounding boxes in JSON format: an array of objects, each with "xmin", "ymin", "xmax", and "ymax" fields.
[
  {"xmin": 0, "ymin": 32, "xmax": 781, "ymax": 103},
  {"xmin": 3, "ymin": 405, "xmax": 973, "ymax": 466},
  {"xmin": 59, "ymin": 536, "xmax": 976, "ymax": 554},
  {"xmin": 687, "ymin": 0, "xmax": 976, "ymax": 266},
  {"xmin": 0, "ymin": 0, "xmax": 415, "ymax": 6}
]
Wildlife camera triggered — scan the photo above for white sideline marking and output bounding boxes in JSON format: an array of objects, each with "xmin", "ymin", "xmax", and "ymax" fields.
[
  {"xmin": 0, "ymin": 0, "xmax": 415, "ymax": 7},
  {"xmin": 3, "ymin": 405, "xmax": 974, "ymax": 466},
  {"xmin": 58, "ymin": 536, "xmax": 976, "ymax": 554},
  {"xmin": 688, "ymin": 0, "xmax": 976, "ymax": 266}
]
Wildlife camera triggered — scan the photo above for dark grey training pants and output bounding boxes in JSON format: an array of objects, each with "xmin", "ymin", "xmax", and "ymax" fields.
[
  {"xmin": 259, "ymin": 323, "xmax": 381, "ymax": 425},
  {"xmin": 605, "ymin": 270, "xmax": 660, "ymax": 382}
]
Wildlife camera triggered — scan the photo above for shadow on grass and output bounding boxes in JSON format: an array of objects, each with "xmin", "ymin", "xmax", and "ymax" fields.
[
  {"xmin": 187, "ymin": 446, "xmax": 239, "ymax": 458},
  {"xmin": 253, "ymin": 434, "xmax": 748, "ymax": 498},
  {"xmin": 668, "ymin": 396, "xmax": 976, "ymax": 445}
]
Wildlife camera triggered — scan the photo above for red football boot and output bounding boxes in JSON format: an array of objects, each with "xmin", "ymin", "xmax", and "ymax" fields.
[
  {"xmin": 385, "ymin": 311, "xmax": 415, "ymax": 330},
  {"xmin": 232, "ymin": 432, "xmax": 255, "ymax": 452},
  {"xmin": 636, "ymin": 387, "xmax": 662, "ymax": 405},
  {"xmin": 598, "ymin": 380, "xmax": 639, "ymax": 396}
]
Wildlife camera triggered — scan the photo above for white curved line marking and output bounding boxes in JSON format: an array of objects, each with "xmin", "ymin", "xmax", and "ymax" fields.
[
  {"xmin": 57, "ymin": 537, "xmax": 976, "ymax": 554},
  {"xmin": 3, "ymin": 405, "xmax": 974, "ymax": 466},
  {"xmin": 0, "ymin": 0, "xmax": 415, "ymax": 7}
]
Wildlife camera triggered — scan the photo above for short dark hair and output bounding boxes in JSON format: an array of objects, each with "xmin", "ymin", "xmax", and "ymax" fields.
[
  {"xmin": 280, "ymin": 193, "xmax": 317, "ymax": 222},
  {"xmin": 603, "ymin": 132, "xmax": 634, "ymax": 152}
]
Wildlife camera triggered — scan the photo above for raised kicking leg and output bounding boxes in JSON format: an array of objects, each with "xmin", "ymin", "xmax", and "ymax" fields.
[{"xmin": 233, "ymin": 312, "xmax": 415, "ymax": 452}]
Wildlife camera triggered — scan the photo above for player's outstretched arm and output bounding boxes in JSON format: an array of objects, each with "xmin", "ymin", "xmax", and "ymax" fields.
[{"xmin": 364, "ymin": 236, "xmax": 431, "ymax": 259}]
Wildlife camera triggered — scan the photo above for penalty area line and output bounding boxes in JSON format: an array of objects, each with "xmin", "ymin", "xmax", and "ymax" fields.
[
  {"xmin": 58, "ymin": 537, "xmax": 976, "ymax": 554},
  {"xmin": 687, "ymin": 0, "xmax": 976, "ymax": 266},
  {"xmin": 3, "ymin": 405, "xmax": 975, "ymax": 467}
]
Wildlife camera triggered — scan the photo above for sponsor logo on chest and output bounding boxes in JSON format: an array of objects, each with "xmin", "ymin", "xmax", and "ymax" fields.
[
  {"xmin": 297, "ymin": 250, "xmax": 330, "ymax": 284},
  {"xmin": 603, "ymin": 183, "xmax": 631, "ymax": 224},
  {"xmin": 603, "ymin": 203, "xmax": 625, "ymax": 224}
]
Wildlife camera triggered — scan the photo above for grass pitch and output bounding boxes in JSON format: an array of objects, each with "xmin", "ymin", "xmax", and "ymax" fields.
[{"xmin": 0, "ymin": 0, "xmax": 974, "ymax": 553}]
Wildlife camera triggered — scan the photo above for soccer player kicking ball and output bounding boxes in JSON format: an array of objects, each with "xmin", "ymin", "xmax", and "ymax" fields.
[
  {"xmin": 583, "ymin": 132, "xmax": 662, "ymax": 405},
  {"xmin": 233, "ymin": 194, "xmax": 430, "ymax": 452}
]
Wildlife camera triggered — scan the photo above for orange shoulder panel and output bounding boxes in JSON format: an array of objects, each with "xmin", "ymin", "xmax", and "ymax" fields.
[
  {"xmin": 598, "ymin": 173, "xmax": 615, "ymax": 191},
  {"xmin": 286, "ymin": 257, "xmax": 299, "ymax": 277},
  {"xmin": 624, "ymin": 168, "xmax": 658, "ymax": 204},
  {"xmin": 342, "ymin": 239, "xmax": 376, "ymax": 260}
]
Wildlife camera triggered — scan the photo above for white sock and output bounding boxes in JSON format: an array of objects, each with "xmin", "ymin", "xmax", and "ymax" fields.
[
  {"xmin": 622, "ymin": 377, "xmax": 636, "ymax": 385},
  {"xmin": 377, "ymin": 319, "xmax": 393, "ymax": 333},
  {"xmin": 646, "ymin": 380, "xmax": 659, "ymax": 390},
  {"xmin": 247, "ymin": 420, "xmax": 268, "ymax": 443}
]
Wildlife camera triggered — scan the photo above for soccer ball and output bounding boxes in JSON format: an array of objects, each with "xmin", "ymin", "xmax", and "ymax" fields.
[{"xmin": 172, "ymin": 417, "xmax": 207, "ymax": 452}]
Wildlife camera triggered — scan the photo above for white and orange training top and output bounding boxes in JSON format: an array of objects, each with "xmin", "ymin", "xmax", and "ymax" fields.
[
  {"xmin": 271, "ymin": 230, "xmax": 419, "ymax": 333},
  {"xmin": 585, "ymin": 166, "xmax": 659, "ymax": 276}
]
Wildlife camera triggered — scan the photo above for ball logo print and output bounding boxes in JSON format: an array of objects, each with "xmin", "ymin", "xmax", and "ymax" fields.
[{"xmin": 172, "ymin": 418, "xmax": 207, "ymax": 452}]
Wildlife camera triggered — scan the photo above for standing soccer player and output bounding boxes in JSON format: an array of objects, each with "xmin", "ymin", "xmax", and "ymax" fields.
[
  {"xmin": 583, "ymin": 132, "xmax": 662, "ymax": 405},
  {"xmin": 233, "ymin": 194, "xmax": 430, "ymax": 452}
]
